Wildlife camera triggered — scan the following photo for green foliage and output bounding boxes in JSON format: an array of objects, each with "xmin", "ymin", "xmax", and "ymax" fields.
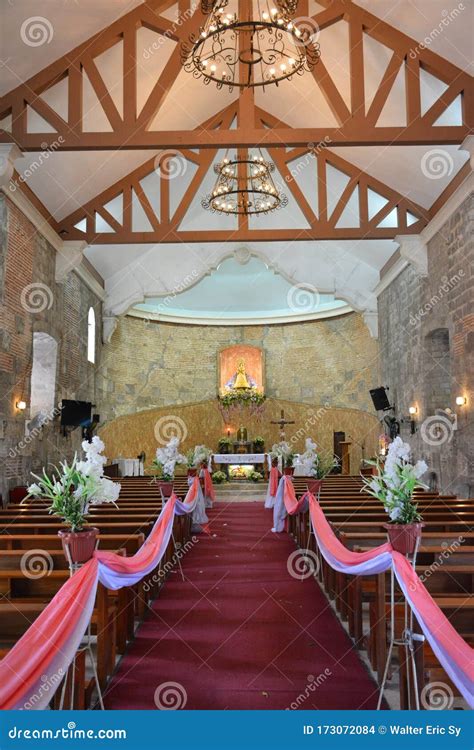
[
  {"xmin": 25, "ymin": 459, "xmax": 100, "ymax": 531},
  {"xmin": 218, "ymin": 390, "xmax": 266, "ymax": 409},
  {"xmin": 249, "ymin": 471, "xmax": 263, "ymax": 482},
  {"xmin": 218, "ymin": 437, "xmax": 232, "ymax": 448},
  {"xmin": 310, "ymin": 452, "xmax": 339, "ymax": 478},
  {"xmin": 149, "ymin": 459, "xmax": 173, "ymax": 482},
  {"xmin": 212, "ymin": 470, "xmax": 227, "ymax": 484}
]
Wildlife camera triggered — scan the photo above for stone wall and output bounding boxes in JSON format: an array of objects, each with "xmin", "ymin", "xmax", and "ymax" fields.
[
  {"xmin": 100, "ymin": 312, "xmax": 380, "ymax": 418},
  {"xmin": 0, "ymin": 195, "xmax": 103, "ymax": 504},
  {"xmin": 378, "ymin": 193, "xmax": 473, "ymax": 495},
  {"xmin": 98, "ymin": 311, "xmax": 381, "ymax": 467}
]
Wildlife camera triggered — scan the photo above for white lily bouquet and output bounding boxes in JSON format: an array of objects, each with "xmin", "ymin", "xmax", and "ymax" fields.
[
  {"xmin": 362, "ymin": 437, "xmax": 428, "ymax": 524},
  {"xmin": 25, "ymin": 436, "xmax": 120, "ymax": 532},
  {"xmin": 152, "ymin": 436, "xmax": 187, "ymax": 481},
  {"xmin": 270, "ymin": 441, "xmax": 295, "ymax": 468},
  {"xmin": 298, "ymin": 438, "xmax": 339, "ymax": 478},
  {"xmin": 190, "ymin": 444, "xmax": 212, "ymax": 468}
]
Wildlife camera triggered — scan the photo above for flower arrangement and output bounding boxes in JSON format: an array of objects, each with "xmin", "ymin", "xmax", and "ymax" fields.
[
  {"xmin": 193, "ymin": 444, "xmax": 212, "ymax": 467},
  {"xmin": 249, "ymin": 470, "xmax": 263, "ymax": 483},
  {"xmin": 299, "ymin": 438, "xmax": 339, "ymax": 478},
  {"xmin": 253, "ymin": 436, "xmax": 265, "ymax": 450},
  {"xmin": 25, "ymin": 436, "xmax": 120, "ymax": 532},
  {"xmin": 361, "ymin": 437, "xmax": 428, "ymax": 524},
  {"xmin": 212, "ymin": 470, "xmax": 227, "ymax": 484},
  {"xmin": 151, "ymin": 436, "xmax": 186, "ymax": 481},
  {"xmin": 217, "ymin": 389, "xmax": 266, "ymax": 420},
  {"xmin": 270, "ymin": 441, "xmax": 295, "ymax": 468}
]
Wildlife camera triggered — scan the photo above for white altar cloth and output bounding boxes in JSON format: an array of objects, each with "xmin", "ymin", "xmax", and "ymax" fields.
[
  {"xmin": 112, "ymin": 458, "xmax": 144, "ymax": 476},
  {"xmin": 212, "ymin": 453, "xmax": 267, "ymax": 464}
]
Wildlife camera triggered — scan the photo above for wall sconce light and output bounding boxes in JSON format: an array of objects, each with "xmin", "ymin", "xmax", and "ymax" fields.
[
  {"xmin": 408, "ymin": 406, "xmax": 417, "ymax": 416},
  {"xmin": 16, "ymin": 400, "xmax": 27, "ymax": 411},
  {"xmin": 455, "ymin": 396, "xmax": 467, "ymax": 407}
]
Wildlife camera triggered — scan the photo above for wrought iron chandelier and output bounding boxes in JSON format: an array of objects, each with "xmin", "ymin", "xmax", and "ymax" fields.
[
  {"xmin": 182, "ymin": 0, "xmax": 320, "ymax": 90},
  {"xmin": 202, "ymin": 151, "xmax": 288, "ymax": 215}
]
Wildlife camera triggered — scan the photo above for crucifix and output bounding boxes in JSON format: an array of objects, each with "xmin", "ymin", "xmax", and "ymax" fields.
[{"xmin": 271, "ymin": 409, "xmax": 295, "ymax": 441}]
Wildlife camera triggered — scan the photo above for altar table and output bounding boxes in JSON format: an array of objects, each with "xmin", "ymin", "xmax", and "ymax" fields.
[{"xmin": 112, "ymin": 458, "xmax": 144, "ymax": 476}]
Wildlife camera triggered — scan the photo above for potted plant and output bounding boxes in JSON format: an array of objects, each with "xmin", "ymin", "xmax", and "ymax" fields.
[
  {"xmin": 193, "ymin": 444, "xmax": 212, "ymax": 471},
  {"xmin": 218, "ymin": 437, "xmax": 232, "ymax": 454},
  {"xmin": 299, "ymin": 438, "xmax": 339, "ymax": 494},
  {"xmin": 24, "ymin": 437, "xmax": 120, "ymax": 563},
  {"xmin": 253, "ymin": 436, "xmax": 265, "ymax": 452},
  {"xmin": 212, "ymin": 470, "xmax": 227, "ymax": 484},
  {"xmin": 186, "ymin": 449, "xmax": 197, "ymax": 477},
  {"xmin": 361, "ymin": 436, "xmax": 428, "ymax": 554},
  {"xmin": 150, "ymin": 437, "xmax": 186, "ymax": 496},
  {"xmin": 271, "ymin": 442, "xmax": 295, "ymax": 476}
]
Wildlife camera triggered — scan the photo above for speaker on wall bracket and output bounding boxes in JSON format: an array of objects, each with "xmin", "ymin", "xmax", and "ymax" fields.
[{"xmin": 369, "ymin": 386, "xmax": 394, "ymax": 412}]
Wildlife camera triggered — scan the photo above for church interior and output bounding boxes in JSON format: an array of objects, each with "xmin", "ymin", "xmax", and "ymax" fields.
[{"xmin": 0, "ymin": 0, "xmax": 473, "ymax": 719}]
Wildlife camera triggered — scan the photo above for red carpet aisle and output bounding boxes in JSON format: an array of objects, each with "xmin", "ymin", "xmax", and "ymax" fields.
[{"xmin": 104, "ymin": 501, "xmax": 381, "ymax": 709}]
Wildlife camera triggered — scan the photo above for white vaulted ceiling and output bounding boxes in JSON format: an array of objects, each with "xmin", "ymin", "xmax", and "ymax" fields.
[{"xmin": 2, "ymin": 0, "xmax": 472, "ymax": 324}]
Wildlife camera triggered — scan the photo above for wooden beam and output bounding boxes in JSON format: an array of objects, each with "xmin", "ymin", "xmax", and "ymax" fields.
[
  {"xmin": 1, "ymin": 0, "xmax": 471, "ymax": 151},
  {"xmin": 2, "ymin": 124, "xmax": 470, "ymax": 151}
]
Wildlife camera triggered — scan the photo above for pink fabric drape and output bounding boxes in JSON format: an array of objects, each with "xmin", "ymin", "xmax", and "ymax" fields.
[
  {"xmin": 283, "ymin": 477, "xmax": 309, "ymax": 515},
  {"xmin": 269, "ymin": 466, "xmax": 280, "ymax": 496},
  {"xmin": 0, "ymin": 479, "xmax": 201, "ymax": 710},
  {"xmin": 203, "ymin": 468, "xmax": 215, "ymax": 501},
  {"xmin": 94, "ymin": 496, "xmax": 176, "ymax": 573},
  {"xmin": 308, "ymin": 492, "xmax": 474, "ymax": 706},
  {"xmin": 0, "ymin": 558, "xmax": 99, "ymax": 710}
]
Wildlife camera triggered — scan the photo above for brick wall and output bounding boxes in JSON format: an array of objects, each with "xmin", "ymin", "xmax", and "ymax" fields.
[
  {"xmin": 0, "ymin": 195, "xmax": 103, "ymax": 504},
  {"xmin": 378, "ymin": 193, "xmax": 473, "ymax": 495}
]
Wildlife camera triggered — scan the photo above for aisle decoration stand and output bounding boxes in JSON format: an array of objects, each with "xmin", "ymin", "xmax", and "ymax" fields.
[
  {"xmin": 307, "ymin": 491, "xmax": 473, "ymax": 708},
  {"xmin": 0, "ymin": 478, "xmax": 201, "ymax": 710}
]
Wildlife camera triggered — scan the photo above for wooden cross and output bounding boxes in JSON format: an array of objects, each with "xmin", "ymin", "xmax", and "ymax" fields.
[{"xmin": 271, "ymin": 409, "xmax": 295, "ymax": 440}]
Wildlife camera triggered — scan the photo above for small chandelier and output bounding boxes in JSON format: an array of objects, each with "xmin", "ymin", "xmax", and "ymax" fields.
[
  {"xmin": 202, "ymin": 151, "xmax": 288, "ymax": 215},
  {"xmin": 182, "ymin": 0, "xmax": 320, "ymax": 90}
]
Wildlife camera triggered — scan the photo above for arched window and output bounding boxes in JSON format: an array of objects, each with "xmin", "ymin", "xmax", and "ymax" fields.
[
  {"xmin": 87, "ymin": 307, "xmax": 96, "ymax": 364},
  {"xmin": 30, "ymin": 332, "xmax": 57, "ymax": 419},
  {"xmin": 424, "ymin": 328, "xmax": 451, "ymax": 414}
]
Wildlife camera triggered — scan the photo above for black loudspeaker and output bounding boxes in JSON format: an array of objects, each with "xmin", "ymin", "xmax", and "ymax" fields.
[{"xmin": 370, "ymin": 387, "xmax": 391, "ymax": 411}]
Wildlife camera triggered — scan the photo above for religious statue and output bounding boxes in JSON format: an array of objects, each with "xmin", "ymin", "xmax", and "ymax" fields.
[
  {"xmin": 224, "ymin": 357, "xmax": 257, "ymax": 392},
  {"xmin": 234, "ymin": 358, "xmax": 250, "ymax": 389},
  {"xmin": 237, "ymin": 425, "xmax": 248, "ymax": 442}
]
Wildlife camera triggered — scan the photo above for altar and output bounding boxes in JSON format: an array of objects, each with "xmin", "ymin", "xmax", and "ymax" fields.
[{"xmin": 212, "ymin": 453, "xmax": 269, "ymax": 480}]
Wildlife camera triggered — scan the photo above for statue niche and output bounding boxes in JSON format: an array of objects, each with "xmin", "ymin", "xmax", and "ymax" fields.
[{"xmin": 218, "ymin": 345, "xmax": 264, "ymax": 396}]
